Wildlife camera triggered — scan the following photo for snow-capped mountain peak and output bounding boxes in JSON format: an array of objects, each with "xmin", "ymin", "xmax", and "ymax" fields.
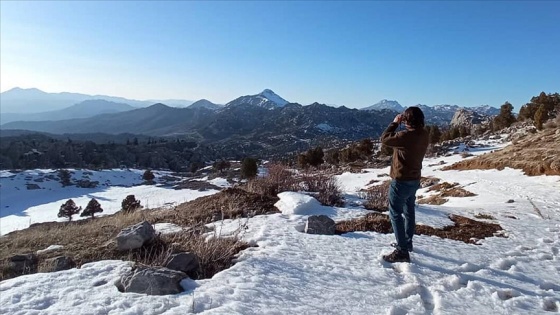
[
  {"xmin": 259, "ymin": 89, "xmax": 288, "ymax": 107},
  {"xmin": 226, "ymin": 89, "xmax": 290, "ymax": 109},
  {"xmin": 361, "ymin": 99, "xmax": 404, "ymax": 112}
]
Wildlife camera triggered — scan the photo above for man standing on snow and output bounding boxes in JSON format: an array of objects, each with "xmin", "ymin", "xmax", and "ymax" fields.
[{"xmin": 380, "ymin": 106, "xmax": 429, "ymax": 263}]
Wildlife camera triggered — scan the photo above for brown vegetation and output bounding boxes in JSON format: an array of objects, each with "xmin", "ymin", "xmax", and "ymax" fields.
[
  {"xmin": 336, "ymin": 213, "xmax": 504, "ymax": 244},
  {"xmin": 359, "ymin": 181, "xmax": 391, "ymax": 211},
  {"xmin": 164, "ymin": 188, "xmax": 280, "ymax": 226},
  {"xmin": 443, "ymin": 127, "xmax": 560, "ymax": 176},
  {"xmin": 417, "ymin": 195, "xmax": 448, "ymax": 205},
  {"xmin": 0, "ymin": 210, "xmax": 248, "ymax": 281},
  {"xmin": 417, "ymin": 181, "xmax": 476, "ymax": 205}
]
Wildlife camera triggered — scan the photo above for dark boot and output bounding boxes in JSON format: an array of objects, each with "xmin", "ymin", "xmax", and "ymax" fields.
[{"xmin": 382, "ymin": 249, "xmax": 411, "ymax": 263}]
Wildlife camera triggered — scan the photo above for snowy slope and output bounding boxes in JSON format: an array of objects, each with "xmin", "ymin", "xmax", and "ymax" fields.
[
  {"xmin": 0, "ymin": 169, "xmax": 219, "ymax": 235},
  {"xmin": 1, "ymin": 137, "xmax": 560, "ymax": 314}
]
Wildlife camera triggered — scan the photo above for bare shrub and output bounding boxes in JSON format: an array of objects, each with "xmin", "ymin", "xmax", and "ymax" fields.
[
  {"xmin": 245, "ymin": 163, "xmax": 298, "ymax": 196},
  {"xmin": 302, "ymin": 172, "xmax": 344, "ymax": 206},
  {"xmin": 359, "ymin": 180, "xmax": 390, "ymax": 211}
]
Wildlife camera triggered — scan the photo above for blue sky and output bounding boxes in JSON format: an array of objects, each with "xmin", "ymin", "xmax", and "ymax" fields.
[{"xmin": 1, "ymin": 1, "xmax": 558, "ymax": 109}]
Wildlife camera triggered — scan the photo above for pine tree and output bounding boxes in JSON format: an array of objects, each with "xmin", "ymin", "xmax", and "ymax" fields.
[
  {"xmin": 58, "ymin": 169, "xmax": 72, "ymax": 187},
  {"xmin": 358, "ymin": 139, "xmax": 374, "ymax": 157},
  {"xmin": 324, "ymin": 150, "xmax": 340, "ymax": 165},
  {"xmin": 428, "ymin": 125, "xmax": 442, "ymax": 144},
  {"xmin": 493, "ymin": 102, "xmax": 516, "ymax": 131},
  {"xmin": 306, "ymin": 147, "xmax": 324, "ymax": 167},
  {"xmin": 241, "ymin": 157, "xmax": 258, "ymax": 179},
  {"xmin": 81, "ymin": 198, "xmax": 103, "ymax": 219},
  {"xmin": 121, "ymin": 195, "xmax": 142, "ymax": 213},
  {"xmin": 297, "ymin": 154, "xmax": 309, "ymax": 168},
  {"xmin": 142, "ymin": 169, "xmax": 155, "ymax": 183},
  {"xmin": 534, "ymin": 104, "xmax": 548, "ymax": 130},
  {"xmin": 213, "ymin": 160, "xmax": 231, "ymax": 173},
  {"xmin": 58, "ymin": 199, "xmax": 81, "ymax": 221}
]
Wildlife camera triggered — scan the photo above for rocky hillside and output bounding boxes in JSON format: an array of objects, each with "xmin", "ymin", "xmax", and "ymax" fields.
[
  {"xmin": 444, "ymin": 125, "xmax": 560, "ymax": 176},
  {"xmin": 449, "ymin": 108, "xmax": 492, "ymax": 132}
]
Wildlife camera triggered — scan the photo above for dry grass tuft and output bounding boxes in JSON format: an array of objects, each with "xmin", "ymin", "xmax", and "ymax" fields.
[
  {"xmin": 474, "ymin": 213, "xmax": 497, "ymax": 220},
  {"xmin": 444, "ymin": 127, "xmax": 560, "ymax": 176},
  {"xmin": 336, "ymin": 212, "xmax": 392, "ymax": 234},
  {"xmin": 164, "ymin": 188, "xmax": 280, "ymax": 227},
  {"xmin": 245, "ymin": 163, "xmax": 299, "ymax": 196},
  {"xmin": 428, "ymin": 182, "xmax": 459, "ymax": 192},
  {"xmin": 420, "ymin": 181, "xmax": 476, "ymax": 204},
  {"xmin": 441, "ymin": 187, "xmax": 477, "ymax": 198},
  {"xmin": 336, "ymin": 213, "xmax": 504, "ymax": 244},
  {"xmin": 420, "ymin": 176, "xmax": 440, "ymax": 188},
  {"xmin": 417, "ymin": 195, "xmax": 449, "ymax": 205},
  {"xmin": 359, "ymin": 181, "xmax": 391, "ymax": 211},
  {"xmin": 0, "ymin": 209, "xmax": 249, "ymax": 281}
]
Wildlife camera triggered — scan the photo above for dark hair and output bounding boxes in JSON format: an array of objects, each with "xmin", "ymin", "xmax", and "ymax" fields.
[{"xmin": 402, "ymin": 106, "xmax": 425, "ymax": 128}]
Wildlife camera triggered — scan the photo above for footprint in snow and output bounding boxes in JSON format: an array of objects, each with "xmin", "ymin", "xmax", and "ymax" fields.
[
  {"xmin": 539, "ymin": 281, "xmax": 560, "ymax": 292},
  {"xmin": 440, "ymin": 275, "xmax": 469, "ymax": 291},
  {"xmin": 494, "ymin": 289, "xmax": 520, "ymax": 301},
  {"xmin": 456, "ymin": 262, "xmax": 482, "ymax": 273},
  {"xmin": 491, "ymin": 258, "xmax": 517, "ymax": 271},
  {"xmin": 542, "ymin": 297, "xmax": 559, "ymax": 312},
  {"xmin": 539, "ymin": 238, "xmax": 554, "ymax": 244}
]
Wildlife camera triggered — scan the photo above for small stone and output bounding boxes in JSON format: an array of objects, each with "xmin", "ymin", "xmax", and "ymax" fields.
[
  {"xmin": 305, "ymin": 215, "xmax": 336, "ymax": 235},
  {"xmin": 506, "ymin": 199, "xmax": 515, "ymax": 203},
  {"xmin": 116, "ymin": 266, "xmax": 187, "ymax": 295},
  {"xmin": 165, "ymin": 252, "xmax": 200, "ymax": 275},
  {"xmin": 43, "ymin": 256, "xmax": 76, "ymax": 272},
  {"xmin": 116, "ymin": 221, "xmax": 156, "ymax": 251},
  {"xmin": 8, "ymin": 254, "xmax": 38, "ymax": 275}
]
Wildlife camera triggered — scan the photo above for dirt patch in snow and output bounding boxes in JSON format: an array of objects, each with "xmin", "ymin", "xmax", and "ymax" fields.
[{"xmin": 336, "ymin": 213, "xmax": 504, "ymax": 244}]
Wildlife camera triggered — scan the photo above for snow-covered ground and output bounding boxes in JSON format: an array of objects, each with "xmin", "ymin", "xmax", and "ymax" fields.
[
  {"xmin": 0, "ymin": 169, "xmax": 223, "ymax": 235},
  {"xmin": 1, "ymin": 138, "xmax": 560, "ymax": 314}
]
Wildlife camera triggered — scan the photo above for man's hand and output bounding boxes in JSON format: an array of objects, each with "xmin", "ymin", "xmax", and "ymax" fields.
[{"xmin": 393, "ymin": 114, "xmax": 403, "ymax": 124}]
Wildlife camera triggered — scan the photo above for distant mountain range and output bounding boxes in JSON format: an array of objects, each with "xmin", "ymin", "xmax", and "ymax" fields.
[
  {"xmin": 1, "ymin": 88, "xmax": 504, "ymax": 157},
  {"xmin": 0, "ymin": 100, "xmax": 135, "ymax": 124},
  {"xmin": 360, "ymin": 100, "xmax": 500, "ymax": 126},
  {"xmin": 0, "ymin": 87, "xmax": 194, "ymax": 115}
]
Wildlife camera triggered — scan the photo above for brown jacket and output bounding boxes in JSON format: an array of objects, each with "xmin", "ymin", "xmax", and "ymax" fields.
[{"xmin": 380, "ymin": 122, "xmax": 429, "ymax": 181}]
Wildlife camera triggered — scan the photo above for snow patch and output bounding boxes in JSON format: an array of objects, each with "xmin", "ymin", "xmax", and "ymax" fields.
[
  {"xmin": 36, "ymin": 245, "xmax": 64, "ymax": 254},
  {"xmin": 274, "ymin": 192, "xmax": 322, "ymax": 215}
]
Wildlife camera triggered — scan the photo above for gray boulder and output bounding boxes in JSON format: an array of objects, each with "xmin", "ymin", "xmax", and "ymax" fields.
[
  {"xmin": 9, "ymin": 253, "xmax": 38, "ymax": 275},
  {"xmin": 116, "ymin": 266, "xmax": 187, "ymax": 295},
  {"xmin": 165, "ymin": 252, "xmax": 200, "ymax": 275},
  {"xmin": 305, "ymin": 215, "xmax": 336, "ymax": 235},
  {"xmin": 43, "ymin": 256, "xmax": 76, "ymax": 272},
  {"xmin": 116, "ymin": 221, "xmax": 155, "ymax": 251}
]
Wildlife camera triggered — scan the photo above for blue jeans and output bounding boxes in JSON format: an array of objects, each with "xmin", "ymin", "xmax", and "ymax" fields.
[{"xmin": 388, "ymin": 179, "xmax": 420, "ymax": 251}]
